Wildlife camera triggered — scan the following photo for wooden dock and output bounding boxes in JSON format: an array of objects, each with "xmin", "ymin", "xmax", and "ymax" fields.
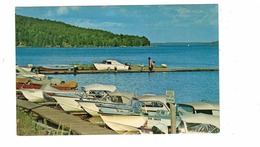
[
  {"xmin": 16, "ymin": 99, "xmax": 117, "ymax": 135},
  {"xmin": 39, "ymin": 67, "xmax": 219, "ymax": 75}
]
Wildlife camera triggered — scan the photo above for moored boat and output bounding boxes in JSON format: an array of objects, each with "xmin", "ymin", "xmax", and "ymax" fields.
[
  {"xmin": 161, "ymin": 64, "xmax": 167, "ymax": 68},
  {"xmin": 40, "ymin": 65, "xmax": 73, "ymax": 71},
  {"xmin": 93, "ymin": 60, "xmax": 130, "ymax": 71}
]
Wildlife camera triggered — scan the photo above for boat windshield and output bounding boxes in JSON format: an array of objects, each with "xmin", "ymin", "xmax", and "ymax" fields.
[
  {"xmin": 101, "ymin": 95, "xmax": 124, "ymax": 103},
  {"xmin": 176, "ymin": 104, "xmax": 195, "ymax": 116}
]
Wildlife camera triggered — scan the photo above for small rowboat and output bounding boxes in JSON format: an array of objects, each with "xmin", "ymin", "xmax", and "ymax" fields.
[{"xmin": 41, "ymin": 65, "xmax": 73, "ymax": 71}]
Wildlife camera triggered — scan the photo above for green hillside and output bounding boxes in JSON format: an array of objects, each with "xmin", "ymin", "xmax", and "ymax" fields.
[{"xmin": 15, "ymin": 15, "xmax": 150, "ymax": 47}]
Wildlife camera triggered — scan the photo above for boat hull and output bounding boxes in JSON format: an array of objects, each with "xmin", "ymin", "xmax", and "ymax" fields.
[
  {"xmin": 94, "ymin": 63, "xmax": 129, "ymax": 70},
  {"xmin": 52, "ymin": 95, "xmax": 84, "ymax": 113},
  {"xmin": 99, "ymin": 113, "xmax": 147, "ymax": 133},
  {"xmin": 77, "ymin": 101, "xmax": 100, "ymax": 116},
  {"xmin": 21, "ymin": 89, "xmax": 46, "ymax": 102},
  {"xmin": 41, "ymin": 65, "xmax": 72, "ymax": 71},
  {"xmin": 16, "ymin": 83, "xmax": 42, "ymax": 90}
]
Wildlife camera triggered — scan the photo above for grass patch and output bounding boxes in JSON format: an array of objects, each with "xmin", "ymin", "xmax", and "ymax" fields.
[
  {"xmin": 16, "ymin": 108, "xmax": 47, "ymax": 136},
  {"xmin": 17, "ymin": 108, "xmax": 73, "ymax": 136}
]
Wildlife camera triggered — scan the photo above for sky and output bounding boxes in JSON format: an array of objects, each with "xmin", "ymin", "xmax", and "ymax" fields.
[{"xmin": 15, "ymin": 4, "xmax": 218, "ymax": 43}]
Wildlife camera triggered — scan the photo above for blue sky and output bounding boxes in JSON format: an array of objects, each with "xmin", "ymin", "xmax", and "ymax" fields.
[{"xmin": 15, "ymin": 4, "xmax": 218, "ymax": 43}]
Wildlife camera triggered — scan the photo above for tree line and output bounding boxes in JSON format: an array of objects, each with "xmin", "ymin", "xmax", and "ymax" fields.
[{"xmin": 15, "ymin": 15, "xmax": 150, "ymax": 47}]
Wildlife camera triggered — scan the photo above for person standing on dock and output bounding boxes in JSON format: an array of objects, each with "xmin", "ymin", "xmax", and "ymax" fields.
[
  {"xmin": 151, "ymin": 61, "xmax": 155, "ymax": 71},
  {"xmin": 148, "ymin": 57, "xmax": 152, "ymax": 71}
]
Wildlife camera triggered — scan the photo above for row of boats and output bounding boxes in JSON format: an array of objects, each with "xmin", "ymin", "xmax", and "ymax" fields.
[{"xmin": 16, "ymin": 65, "xmax": 220, "ymax": 134}]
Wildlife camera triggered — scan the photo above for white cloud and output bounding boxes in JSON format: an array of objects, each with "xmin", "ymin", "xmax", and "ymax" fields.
[
  {"xmin": 72, "ymin": 19, "xmax": 124, "ymax": 31},
  {"xmin": 167, "ymin": 5, "xmax": 218, "ymax": 27},
  {"xmin": 56, "ymin": 6, "xmax": 80, "ymax": 15}
]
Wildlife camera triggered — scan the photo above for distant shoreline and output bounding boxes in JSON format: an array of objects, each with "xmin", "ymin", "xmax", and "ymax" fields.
[
  {"xmin": 151, "ymin": 41, "xmax": 218, "ymax": 46},
  {"xmin": 16, "ymin": 42, "xmax": 218, "ymax": 48}
]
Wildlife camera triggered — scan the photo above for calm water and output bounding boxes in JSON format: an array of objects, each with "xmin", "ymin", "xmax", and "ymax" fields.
[{"xmin": 16, "ymin": 45, "xmax": 219, "ymax": 103}]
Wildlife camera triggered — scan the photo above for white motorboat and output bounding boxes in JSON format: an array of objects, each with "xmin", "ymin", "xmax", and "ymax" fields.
[
  {"xmin": 93, "ymin": 60, "xmax": 129, "ymax": 71},
  {"xmin": 20, "ymin": 84, "xmax": 77, "ymax": 103},
  {"xmin": 139, "ymin": 113, "xmax": 219, "ymax": 134},
  {"xmin": 41, "ymin": 64, "xmax": 73, "ymax": 71},
  {"xmin": 98, "ymin": 95, "xmax": 170, "ymax": 115},
  {"xmin": 177, "ymin": 113, "xmax": 220, "ymax": 133},
  {"xmin": 139, "ymin": 101, "xmax": 220, "ymax": 134},
  {"xmin": 99, "ymin": 112, "xmax": 148, "ymax": 133},
  {"xmin": 51, "ymin": 93, "xmax": 84, "ymax": 113},
  {"xmin": 161, "ymin": 64, "xmax": 167, "ymax": 68},
  {"xmin": 52, "ymin": 84, "xmax": 117, "ymax": 113},
  {"xmin": 98, "ymin": 94, "xmax": 220, "ymax": 133},
  {"xmin": 76, "ymin": 92, "xmax": 134, "ymax": 116},
  {"xmin": 21, "ymin": 89, "xmax": 51, "ymax": 103},
  {"xmin": 98, "ymin": 95, "xmax": 171, "ymax": 133},
  {"xmin": 16, "ymin": 65, "xmax": 46, "ymax": 80}
]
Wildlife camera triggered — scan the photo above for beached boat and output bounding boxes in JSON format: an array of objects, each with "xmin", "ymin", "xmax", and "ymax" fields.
[
  {"xmin": 93, "ymin": 60, "xmax": 130, "ymax": 70},
  {"xmin": 139, "ymin": 113, "xmax": 219, "ymax": 134},
  {"xmin": 52, "ymin": 84, "xmax": 117, "ymax": 113},
  {"xmin": 51, "ymin": 93, "xmax": 84, "ymax": 113},
  {"xmin": 52, "ymin": 80, "xmax": 78, "ymax": 90},
  {"xmin": 16, "ymin": 75, "xmax": 78, "ymax": 90},
  {"xmin": 177, "ymin": 113, "xmax": 220, "ymax": 133},
  {"xmin": 99, "ymin": 112, "xmax": 148, "ymax": 133},
  {"xmin": 20, "ymin": 64, "xmax": 34, "ymax": 72},
  {"xmin": 16, "ymin": 77, "xmax": 42, "ymax": 90},
  {"xmin": 98, "ymin": 94, "xmax": 169, "ymax": 115},
  {"xmin": 138, "ymin": 102, "xmax": 220, "ymax": 134},
  {"xmin": 76, "ymin": 92, "xmax": 134, "ymax": 116},
  {"xmin": 16, "ymin": 65, "xmax": 46, "ymax": 80},
  {"xmin": 16, "ymin": 65, "xmax": 69, "ymax": 87},
  {"xmin": 20, "ymin": 84, "xmax": 77, "ymax": 103},
  {"xmin": 98, "ymin": 95, "xmax": 171, "ymax": 133},
  {"xmin": 20, "ymin": 89, "xmax": 53, "ymax": 103}
]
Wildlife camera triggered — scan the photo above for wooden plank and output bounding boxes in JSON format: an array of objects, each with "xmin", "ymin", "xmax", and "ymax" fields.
[
  {"xmin": 17, "ymin": 99, "xmax": 117, "ymax": 135},
  {"xmin": 16, "ymin": 99, "xmax": 42, "ymax": 110}
]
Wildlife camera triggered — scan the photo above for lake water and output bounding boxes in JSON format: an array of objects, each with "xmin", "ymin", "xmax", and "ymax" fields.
[{"xmin": 16, "ymin": 45, "xmax": 219, "ymax": 103}]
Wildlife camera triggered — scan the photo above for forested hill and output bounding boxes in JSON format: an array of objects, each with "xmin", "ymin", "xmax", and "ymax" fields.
[{"xmin": 15, "ymin": 15, "xmax": 150, "ymax": 47}]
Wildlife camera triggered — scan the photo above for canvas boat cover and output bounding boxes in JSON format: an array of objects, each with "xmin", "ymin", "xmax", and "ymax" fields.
[
  {"xmin": 180, "ymin": 113, "xmax": 220, "ymax": 128},
  {"xmin": 81, "ymin": 84, "xmax": 117, "ymax": 92}
]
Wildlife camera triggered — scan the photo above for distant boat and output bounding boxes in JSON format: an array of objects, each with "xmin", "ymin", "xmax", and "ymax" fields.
[
  {"xmin": 161, "ymin": 64, "xmax": 167, "ymax": 68},
  {"xmin": 41, "ymin": 65, "xmax": 73, "ymax": 71},
  {"xmin": 93, "ymin": 60, "xmax": 130, "ymax": 71}
]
